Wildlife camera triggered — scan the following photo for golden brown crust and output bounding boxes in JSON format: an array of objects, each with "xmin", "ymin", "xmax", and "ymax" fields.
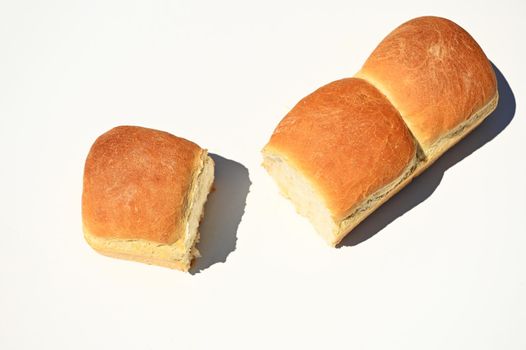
[
  {"xmin": 264, "ymin": 78, "xmax": 416, "ymax": 220},
  {"xmin": 82, "ymin": 126, "xmax": 203, "ymax": 244},
  {"xmin": 356, "ymin": 16, "xmax": 497, "ymax": 151}
]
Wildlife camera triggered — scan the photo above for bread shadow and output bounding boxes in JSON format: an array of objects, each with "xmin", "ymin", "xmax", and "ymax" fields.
[
  {"xmin": 191, "ymin": 154, "xmax": 251, "ymax": 273},
  {"xmin": 338, "ymin": 63, "xmax": 516, "ymax": 247}
]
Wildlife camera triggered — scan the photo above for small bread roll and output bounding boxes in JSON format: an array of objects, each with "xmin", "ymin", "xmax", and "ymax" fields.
[
  {"xmin": 82, "ymin": 126, "xmax": 214, "ymax": 271},
  {"xmin": 262, "ymin": 78, "xmax": 419, "ymax": 246},
  {"xmin": 356, "ymin": 16, "xmax": 498, "ymax": 166}
]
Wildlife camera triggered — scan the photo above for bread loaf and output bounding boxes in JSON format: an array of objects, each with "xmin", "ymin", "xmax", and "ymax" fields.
[
  {"xmin": 263, "ymin": 16, "xmax": 498, "ymax": 246},
  {"xmin": 82, "ymin": 126, "xmax": 214, "ymax": 270}
]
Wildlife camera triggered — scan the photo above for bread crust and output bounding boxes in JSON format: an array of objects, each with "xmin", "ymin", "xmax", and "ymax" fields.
[
  {"xmin": 82, "ymin": 126, "xmax": 202, "ymax": 245},
  {"xmin": 356, "ymin": 16, "xmax": 497, "ymax": 152},
  {"xmin": 264, "ymin": 78, "xmax": 417, "ymax": 221}
]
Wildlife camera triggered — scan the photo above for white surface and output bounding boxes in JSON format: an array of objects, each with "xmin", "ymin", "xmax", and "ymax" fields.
[{"xmin": 1, "ymin": 0, "xmax": 525, "ymax": 349}]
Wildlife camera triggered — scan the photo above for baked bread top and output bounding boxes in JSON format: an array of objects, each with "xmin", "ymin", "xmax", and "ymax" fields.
[
  {"xmin": 357, "ymin": 16, "xmax": 497, "ymax": 151},
  {"xmin": 82, "ymin": 126, "xmax": 203, "ymax": 244}
]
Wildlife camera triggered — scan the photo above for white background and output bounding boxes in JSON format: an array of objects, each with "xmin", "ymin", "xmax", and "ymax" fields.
[{"xmin": 1, "ymin": 0, "xmax": 524, "ymax": 349}]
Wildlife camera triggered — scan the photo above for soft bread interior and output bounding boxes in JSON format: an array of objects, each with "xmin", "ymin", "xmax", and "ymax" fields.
[
  {"xmin": 263, "ymin": 149, "xmax": 421, "ymax": 246},
  {"xmin": 183, "ymin": 152, "xmax": 215, "ymax": 262},
  {"xmin": 262, "ymin": 153, "xmax": 338, "ymax": 244},
  {"xmin": 84, "ymin": 152, "xmax": 214, "ymax": 271}
]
